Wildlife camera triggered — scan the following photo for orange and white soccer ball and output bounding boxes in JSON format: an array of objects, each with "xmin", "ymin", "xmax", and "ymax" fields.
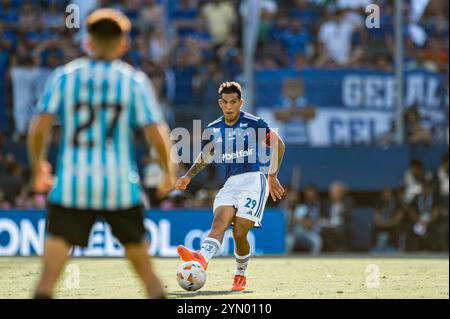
[{"xmin": 176, "ymin": 261, "xmax": 207, "ymax": 291}]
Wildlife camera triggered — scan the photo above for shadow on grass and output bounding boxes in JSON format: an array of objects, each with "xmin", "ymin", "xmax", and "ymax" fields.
[{"xmin": 167, "ymin": 290, "xmax": 254, "ymax": 298}]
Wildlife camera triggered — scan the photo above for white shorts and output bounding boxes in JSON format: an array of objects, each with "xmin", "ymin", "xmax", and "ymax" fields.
[{"xmin": 213, "ymin": 172, "xmax": 269, "ymax": 227}]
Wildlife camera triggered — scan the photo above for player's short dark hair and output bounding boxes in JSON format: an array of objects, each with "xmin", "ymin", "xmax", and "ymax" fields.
[
  {"xmin": 86, "ymin": 8, "xmax": 131, "ymax": 40},
  {"xmin": 218, "ymin": 81, "xmax": 242, "ymax": 99}
]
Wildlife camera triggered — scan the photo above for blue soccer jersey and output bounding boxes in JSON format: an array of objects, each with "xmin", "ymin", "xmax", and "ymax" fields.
[
  {"xmin": 203, "ymin": 111, "xmax": 271, "ymax": 180},
  {"xmin": 37, "ymin": 57, "xmax": 164, "ymax": 210}
]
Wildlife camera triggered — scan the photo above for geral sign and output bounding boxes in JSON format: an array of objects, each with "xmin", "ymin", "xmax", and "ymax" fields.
[
  {"xmin": 0, "ymin": 217, "xmax": 256, "ymax": 257},
  {"xmin": 342, "ymin": 73, "xmax": 442, "ymax": 109}
]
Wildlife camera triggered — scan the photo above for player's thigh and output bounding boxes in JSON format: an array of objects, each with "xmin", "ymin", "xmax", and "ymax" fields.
[
  {"xmin": 47, "ymin": 204, "xmax": 97, "ymax": 247},
  {"xmin": 211, "ymin": 205, "xmax": 236, "ymax": 231},
  {"xmin": 103, "ymin": 206, "xmax": 146, "ymax": 246}
]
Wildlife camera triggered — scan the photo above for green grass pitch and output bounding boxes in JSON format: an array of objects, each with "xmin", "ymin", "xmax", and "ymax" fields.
[{"xmin": 0, "ymin": 255, "xmax": 448, "ymax": 299}]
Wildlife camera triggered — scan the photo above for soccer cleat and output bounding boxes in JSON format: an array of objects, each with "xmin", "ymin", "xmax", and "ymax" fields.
[
  {"xmin": 231, "ymin": 275, "xmax": 247, "ymax": 291},
  {"xmin": 177, "ymin": 245, "xmax": 208, "ymax": 270}
]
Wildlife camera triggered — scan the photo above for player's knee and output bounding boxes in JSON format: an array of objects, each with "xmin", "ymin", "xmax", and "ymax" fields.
[{"xmin": 232, "ymin": 226, "xmax": 249, "ymax": 242}]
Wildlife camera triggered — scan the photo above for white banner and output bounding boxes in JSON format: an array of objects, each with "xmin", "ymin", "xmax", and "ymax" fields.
[{"xmin": 258, "ymin": 108, "xmax": 393, "ymax": 146}]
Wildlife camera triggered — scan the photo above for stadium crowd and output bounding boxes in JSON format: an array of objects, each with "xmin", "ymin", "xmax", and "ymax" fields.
[
  {"xmin": 0, "ymin": 0, "xmax": 448, "ymax": 253},
  {"xmin": 1, "ymin": 0, "xmax": 448, "ymax": 135},
  {"xmin": 283, "ymin": 153, "xmax": 449, "ymax": 254}
]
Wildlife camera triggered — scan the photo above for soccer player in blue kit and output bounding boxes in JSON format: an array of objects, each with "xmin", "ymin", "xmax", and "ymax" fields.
[{"xmin": 176, "ymin": 82, "xmax": 285, "ymax": 291}]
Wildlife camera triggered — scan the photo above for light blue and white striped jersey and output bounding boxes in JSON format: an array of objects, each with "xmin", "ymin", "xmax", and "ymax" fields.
[{"xmin": 38, "ymin": 57, "xmax": 164, "ymax": 210}]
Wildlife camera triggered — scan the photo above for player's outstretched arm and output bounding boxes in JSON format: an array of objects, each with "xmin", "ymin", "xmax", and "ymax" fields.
[
  {"xmin": 27, "ymin": 114, "xmax": 55, "ymax": 193},
  {"xmin": 266, "ymin": 129, "xmax": 286, "ymax": 202},
  {"xmin": 144, "ymin": 123, "xmax": 176, "ymax": 196},
  {"xmin": 175, "ymin": 148, "xmax": 213, "ymax": 191}
]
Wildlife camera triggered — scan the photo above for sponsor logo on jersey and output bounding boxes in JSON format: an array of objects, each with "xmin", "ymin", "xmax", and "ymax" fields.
[{"xmin": 222, "ymin": 149, "xmax": 254, "ymax": 161}]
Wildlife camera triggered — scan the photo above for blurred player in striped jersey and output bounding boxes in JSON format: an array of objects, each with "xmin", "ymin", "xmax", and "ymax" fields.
[
  {"xmin": 175, "ymin": 82, "xmax": 285, "ymax": 291},
  {"xmin": 27, "ymin": 9, "xmax": 175, "ymax": 299}
]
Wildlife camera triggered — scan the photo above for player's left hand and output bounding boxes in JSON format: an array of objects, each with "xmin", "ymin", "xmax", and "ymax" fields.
[
  {"xmin": 268, "ymin": 175, "xmax": 285, "ymax": 202},
  {"xmin": 32, "ymin": 161, "xmax": 54, "ymax": 194}
]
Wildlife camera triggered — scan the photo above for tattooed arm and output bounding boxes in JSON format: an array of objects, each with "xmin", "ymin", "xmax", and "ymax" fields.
[{"xmin": 175, "ymin": 145, "xmax": 215, "ymax": 190}]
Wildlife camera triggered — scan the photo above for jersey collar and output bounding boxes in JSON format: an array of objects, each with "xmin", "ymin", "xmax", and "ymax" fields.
[{"xmin": 223, "ymin": 111, "xmax": 243, "ymax": 127}]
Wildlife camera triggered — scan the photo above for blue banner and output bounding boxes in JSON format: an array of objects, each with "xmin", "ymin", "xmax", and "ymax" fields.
[
  {"xmin": 255, "ymin": 68, "xmax": 446, "ymax": 109},
  {"xmin": 255, "ymin": 68, "xmax": 448, "ymax": 146},
  {"xmin": 0, "ymin": 209, "xmax": 286, "ymax": 256}
]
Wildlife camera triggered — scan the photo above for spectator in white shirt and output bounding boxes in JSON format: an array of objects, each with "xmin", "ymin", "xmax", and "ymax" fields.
[
  {"xmin": 402, "ymin": 159, "xmax": 433, "ymax": 204},
  {"xmin": 316, "ymin": 9, "xmax": 363, "ymax": 67},
  {"xmin": 201, "ymin": 0, "xmax": 237, "ymax": 47},
  {"xmin": 11, "ymin": 54, "xmax": 38, "ymax": 141}
]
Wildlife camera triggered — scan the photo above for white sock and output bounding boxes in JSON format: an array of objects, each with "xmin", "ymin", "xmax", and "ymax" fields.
[
  {"xmin": 200, "ymin": 237, "xmax": 221, "ymax": 263},
  {"xmin": 234, "ymin": 252, "xmax": 250, "ymax": 276}
]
